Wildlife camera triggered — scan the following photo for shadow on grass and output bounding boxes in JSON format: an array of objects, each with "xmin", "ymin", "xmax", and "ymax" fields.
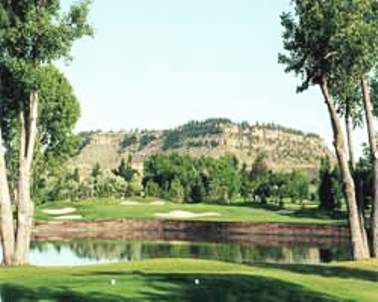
[
  {"xmin": 254, "ymin": 263, "xmax": 378, "ymax": 283},
  {"xmin": 0, "ymin": 284, "xmax": 124, "ymax": 302},
  {"xmin": 213, "ymin": 201, "xmax": 346, "ymax": 223},
  {"xmin": 25, "ymin": 271, "xmax": 352, "ymax": 302},
  {"xmin": 137, "ymin": 273, "xmax": 345, "ymax": 302}
]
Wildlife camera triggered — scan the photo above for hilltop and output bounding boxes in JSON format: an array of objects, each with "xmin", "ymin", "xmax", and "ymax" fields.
[{"xmin": 74, "ymin": 118, "xmax": 332, "ymax": 177}]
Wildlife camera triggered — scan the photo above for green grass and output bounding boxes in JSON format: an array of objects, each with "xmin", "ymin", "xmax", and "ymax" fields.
[
  {"xmin": 0, "ymin": 259, "xmax": 376, "ymax": 301},
  {"xmin": 35, "ymin": 197, "xmax": 343, "ymax": 225}
]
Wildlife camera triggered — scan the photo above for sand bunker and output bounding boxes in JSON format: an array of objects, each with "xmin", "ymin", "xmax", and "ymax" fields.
[
  {"xmin": 121, "ymin": 201, "xmax": 141, "ymax": 206},
  {"xmin": 150, "ymin": 201, "xmax": 166, "ymax": 206},
  {"xmin": 53, "ymin": 215, "xmax": 83, "ymax": 220},
  {"xmin": 154, "ymin": 210, "xmax": 221, "ymax": 219},
  {"xmin": 121, "ymin": 200, "xmax": 166, "ymax": 206},
  {"xmin": 42, "ymin": 208, "xmax": 77, "ymax": 215}
]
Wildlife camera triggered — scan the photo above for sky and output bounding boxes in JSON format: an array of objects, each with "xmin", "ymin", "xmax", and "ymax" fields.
[{"xmin": 59, "ymin": 0, "xmax": 368, "ymax": 157}]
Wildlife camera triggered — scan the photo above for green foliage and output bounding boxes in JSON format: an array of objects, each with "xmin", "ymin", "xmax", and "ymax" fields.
[
  {"xmin": 354, "ymin": 143, "xmax": 374, "ymax": 211},
  {"xmin": 240, "ymin": 155, "xmax": 311, "ymax": 206},
  {"xmin": 145, "ymin": 180, "xmax": 161, "ymax": 198},
  {"xmin": 122, "ymin": 134, "xmax": 138, "ymax": 149},
  {"xmin": 88, "ymin": 169, "xmax": 127, "ymax": 199},
  {"xmin": 250, "ymin": 153, "xmax": 269, "ymax": 178},
  {"xmin": 139, "ymin": 133, "xmax": 157, "ymax": 150},
  {"xmin": 26, "ymin": 66, "xmax": 81, "ymax": 203},
  {"xmin": 253, "ymin": 122, "xmax": 320, "ymax": 139},
  {"xmin": 77, "ymin": 131, "xmax": 95, "ymax": 151},
  {"xmin": 0, "ymin": 0, "xmax": 93, "ymax": 206},
  {"xmin": 372, "ymin": 73, "xmax": 378, "ymax": 117},
  {"xmin": 279, "ymin": 0, "xmax": 378, "ymax": 92},
  {"xmin": 113, "ymin": 157, "xmax": 137, "ymax": 182},
  {"xmin": 143, "ymin": 154, "xmax": 241, "ymax": 203},
  {"xmin": 318, "ymin": 158, "xmax": 343, "ymax": 212},
  {"xmin": 143, "ymin": 152, "xmax": 311, "ymax": 205},
  {"xmin": 169, "ymin": 178, "xmax": 185, "ymax": 203},
  {"xmin": 162, "ymin": 118, "xmax": 232, "ymax": 150},
  {"xmin": 287, "ymin": 171, "xmax": 310, "ymax": 202},
  {"xmin": 91, "ymin": 163, "xmax": 102, "ymax": 179}
]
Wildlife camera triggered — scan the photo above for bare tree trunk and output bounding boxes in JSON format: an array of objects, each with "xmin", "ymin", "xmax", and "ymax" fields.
[
  {"xmin": 344, "ymin": 103, "xmax": 366, "ymax": 228},
  {"xmin": 14, "ymin": 91, "xmax": 38, "ymax": 265},
  {"xmin": 361, "ymin": 76, "xmax": 378, "ymax": 258},
  {"xmin": 345, "ymin": 104, "xmax": 356, "ymax": 170},
  {"xmin": 320, "ymin": 76, "xmax": 370, "ymax": 260},
  {"xmin": 0, "ymin": 127, "xmax": 15, "ymax": 265}
]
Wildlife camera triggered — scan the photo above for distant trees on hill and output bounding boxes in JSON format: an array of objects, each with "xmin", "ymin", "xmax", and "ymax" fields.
[
  {"xmin": 143, "ymin": 153, "xmax": 241, "ymax": 203},
  {"xmin": 142, "ymin": 153, "xmax": 311, "ymax": 205}
]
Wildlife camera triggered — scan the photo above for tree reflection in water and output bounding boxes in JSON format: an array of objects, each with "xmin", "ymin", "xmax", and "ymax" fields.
[{"xmin": 28, "ymin": 238, "xmax": 351, "ymax": 266}]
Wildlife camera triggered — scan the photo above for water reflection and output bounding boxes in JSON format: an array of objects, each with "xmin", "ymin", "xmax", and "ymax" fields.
[{"xmin": 25, "ymin": 239, "xmax": 351, "ymax": 266}]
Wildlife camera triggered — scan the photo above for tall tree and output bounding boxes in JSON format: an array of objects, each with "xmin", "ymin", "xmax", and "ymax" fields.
[
  {"xmin": 279, "ymin": 0, "xmax": 370, "ymax": 259},
  {"xmin": 0, "ymin": 0, "xmax": 92, "ymax": 265},
  {"xmin": 338, "ymin": 1, "xmax": 378, "ymax": 257}
]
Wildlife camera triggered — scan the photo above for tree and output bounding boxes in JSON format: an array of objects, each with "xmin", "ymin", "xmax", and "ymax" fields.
[
  {"xmin": 91, "ymin": 163, "xmax": 102, "ymax": 179},
  {"xmin": 279, "ymin": 0, "xmax": 370, "ymax": 259},
  {"xmin": 145, "ymin": 180, "xmax": 160, "ymax": 198},
  {"xmin": 339, "ymin": 1, "xmax": 378, "ymax": 257},
  {"xmin": 30, "ymin": 66, "xmax": 81, "ymax": 203},
  {"xmin": 113, "ymin": 156, "xmax": 137, "ymax": 182},
  {"xmin": 318, "ymin": 158, "xmax": 342, "ymax": 212},
  {"xmin": 169, "ymin": 178, "xmax": 185, "ymax": 203},
  {"xmin": 288, "ymin": 171, "xmax": 310, "ymax": 204},
  {"xmin": 250, "ymin": 153, "xmax": 269, "ymax": 179},
  {"xmin": 0, "ymin": 0, "xmax": 92, "ymax": 265},
  {"xmin": 354, "ymin": 144, "xmax": 374, "ymax": 220}
]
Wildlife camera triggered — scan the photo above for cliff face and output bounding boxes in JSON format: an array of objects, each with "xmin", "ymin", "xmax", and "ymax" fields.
[{"xmin": 74, "ymin": 119, "xmax": 333, "ymax": 177}]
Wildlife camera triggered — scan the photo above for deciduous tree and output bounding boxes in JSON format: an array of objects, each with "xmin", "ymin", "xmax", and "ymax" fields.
[
  {"xmin": 279, "ymin": 0, "xmax": 370, "ymax": 259},
  {"xmin": 0, "ymin": 0, "xmax": 92, "ymax": 265}
]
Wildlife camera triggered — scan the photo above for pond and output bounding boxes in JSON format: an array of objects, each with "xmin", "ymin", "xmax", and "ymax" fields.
[{"xmin": 7, "ymin": 235, "xmax": 351, "ymax": 266}]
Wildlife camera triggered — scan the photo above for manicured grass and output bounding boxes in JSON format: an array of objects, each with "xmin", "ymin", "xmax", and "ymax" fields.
[
  {"xmin": 0, "ymin": 259, "xmax": 376, "ymax": 301},
  {"xmin": 35, "ymin": 197, "xmax": 344, "ymax": 224}
]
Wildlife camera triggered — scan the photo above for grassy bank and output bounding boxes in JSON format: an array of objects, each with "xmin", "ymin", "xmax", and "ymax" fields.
[
  {"xmin": 35, "ymin": 197, "xmax": 343, "ymax": 224},
  {"xmin": 0, "ymin": 259, "xmax": 376, "ymax": 301}
]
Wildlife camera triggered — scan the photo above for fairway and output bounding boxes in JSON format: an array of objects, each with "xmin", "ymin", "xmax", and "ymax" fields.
[{"xmin": 36, "ymin": 198, "xmax": 343, "ymax": 225}]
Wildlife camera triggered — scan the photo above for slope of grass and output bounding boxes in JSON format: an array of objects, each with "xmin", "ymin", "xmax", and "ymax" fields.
[
  {"xmin": 35, "ymin": 198, "xmax": 343, "ymax": 225},
  {"xmin": 0, "ymin": 259, "xmax": 376, "ymax": 301}
]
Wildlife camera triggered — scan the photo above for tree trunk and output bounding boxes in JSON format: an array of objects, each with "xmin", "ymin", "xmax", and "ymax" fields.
[
  {"xmin": 361, "ymin": 76, "xmax": 378, "ymax": 257},
  {"xmin": 345, "ymin": 104, "xmax": 356, "ymax": 170},
  {"xmin": 0, "ymin": 127, "xmax": 15, "ymax": 265},
  {"xmin": 320, "ymin": 76, "xmax": 370, "ymax": 260},
  {"xmin": 14, "ymin": 91, "xmax": 38, "ymax": 265}
]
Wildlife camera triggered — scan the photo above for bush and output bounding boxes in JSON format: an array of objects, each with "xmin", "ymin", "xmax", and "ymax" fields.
[
  {"xmin": 169, "ymin": 178, "xmax": 185, "ymax": 203},
  {"xmin": 145, "ymin": 180, "xmax": 161, "ymax": 198}
]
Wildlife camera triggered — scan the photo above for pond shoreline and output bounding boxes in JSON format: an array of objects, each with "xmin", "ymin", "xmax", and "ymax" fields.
[{"xmin": 33, "ymin": 219, "xmax": 350, "ymax": 245}]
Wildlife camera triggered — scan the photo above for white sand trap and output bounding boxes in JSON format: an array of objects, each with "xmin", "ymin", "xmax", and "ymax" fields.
[
  {"xmin": 121, "ymin": 201, "xmax": 141, "ymax": 206},
  {"xmin": 42, "ymin": 208, "xmax": 77, "ymax": 215},
  {"xmin": 150, "ymin": 201, "xmax": 166, "ymax": 206},
  {"xmin": 53, "ymin": 215, "xmax": 83, "ymax": 220},
  {"xmin": 154, "ymin": 210, "xmax": 221, "ymax": 219}
]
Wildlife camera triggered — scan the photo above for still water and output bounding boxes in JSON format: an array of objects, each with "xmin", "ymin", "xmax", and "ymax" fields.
[{"xmin": 23, "ymin": 238, "xmax": 351, "ymax": 266}]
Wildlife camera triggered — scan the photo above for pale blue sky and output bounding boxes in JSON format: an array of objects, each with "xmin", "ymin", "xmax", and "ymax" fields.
[{"xmin": 59, "ymin": 0, "xmax": 367, "ymax": 156}]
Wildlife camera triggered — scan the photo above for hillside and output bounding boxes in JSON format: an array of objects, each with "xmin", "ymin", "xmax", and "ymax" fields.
[{"xmin": 74, "ymin": 118, "xmax": 333, "ymax": 177}]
